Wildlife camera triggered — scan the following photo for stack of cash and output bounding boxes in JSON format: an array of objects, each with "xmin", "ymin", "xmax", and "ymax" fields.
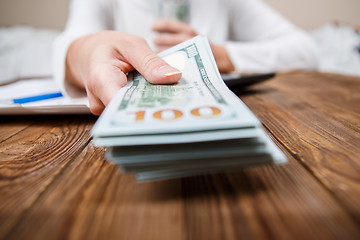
[{"xmin": 92, "ymin": 36, "xmax": 287, "ymax": 181}]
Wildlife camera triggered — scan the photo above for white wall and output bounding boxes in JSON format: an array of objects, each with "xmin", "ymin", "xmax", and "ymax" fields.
[
  {"xmin": 0, "ymin": 0, "xmax": 70, "ymax": 29},
  {"xmin": 0, "ymin": 0, "xmax": 359, "ymax": 30},
  {"xmin": 264, "ymin": 0, "xmax": 360, "ymax": 30}
]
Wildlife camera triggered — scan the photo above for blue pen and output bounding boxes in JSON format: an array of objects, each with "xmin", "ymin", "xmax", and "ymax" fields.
[{"xmin": 6, "ymin": 92, "xmax": 64, "ymax": 104}]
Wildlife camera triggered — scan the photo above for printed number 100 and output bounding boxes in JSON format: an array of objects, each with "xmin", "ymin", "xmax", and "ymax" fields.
[{"xmin": 131, "ymin": 106, "xmax": 221, "ymax": 122}]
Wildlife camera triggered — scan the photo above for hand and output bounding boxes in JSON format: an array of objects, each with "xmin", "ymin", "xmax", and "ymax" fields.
[
  {"xmin": 152, "ymin": 18, "xmax": 197, "ymax": 52},
  {"xmin": 152, "ymin": 19, "xmax": 234, "ymax": 73},
  {"xmin": 65, "ymin": 31, "xmax": 182, "ymax": 115},
  {"xmin": 210, "ymin": 44, "xmax": 235, "ymax": 73}
]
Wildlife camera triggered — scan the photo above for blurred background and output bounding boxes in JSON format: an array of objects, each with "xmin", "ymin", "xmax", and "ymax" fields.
[
  {"xmin": 0, "ymin": 0, "xmax": 359, "ymax": 30},
  {"xmin": 0, "ymin": 0, "xmax": 359, "ymax": 83}
]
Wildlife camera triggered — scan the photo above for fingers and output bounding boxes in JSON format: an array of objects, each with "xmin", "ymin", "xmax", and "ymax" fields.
[
  {"xmin": 86, "ymin": 63, "xmax": 128, "ymax": 115},
  {"xmin": 153, "ymin": 32, "xmax": 190, "ymax": 48},
  {"xmin": 87, "ymin": 91, "xmax": 105, "ymax": 116},
  {"xmin": 152, "ymin": 19, "xmax": 197, "ymax": 51},
  {"xmin": 153, "ymin": 19, "xmax": 196, "ymax": 35},
  {"xmin": 115, "ymin": 35, "xmax": 182, "ymax": 85}
]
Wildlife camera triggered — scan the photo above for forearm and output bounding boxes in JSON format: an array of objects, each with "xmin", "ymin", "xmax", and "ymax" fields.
[
  {"xmin": 53, "ymin": 0, "xmax": 112, "ymax": 97},
  {"xmin": 225, "ymin": 31, "xmax": 319, "ymax": 74}
]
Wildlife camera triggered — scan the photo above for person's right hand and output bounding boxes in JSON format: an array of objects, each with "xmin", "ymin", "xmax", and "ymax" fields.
[{"xmin": 65, "ymin": 31, "xmax": 182, "ymax": 115}]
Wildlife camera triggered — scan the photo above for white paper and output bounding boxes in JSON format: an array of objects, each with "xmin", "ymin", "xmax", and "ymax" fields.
[{"xmin": 0, "ymin": 78, "xmax": 90, "ymax": 114}]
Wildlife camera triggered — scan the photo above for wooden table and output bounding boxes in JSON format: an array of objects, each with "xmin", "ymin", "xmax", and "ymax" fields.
[{"xmin": 1, "ymin": 72, "xmax": 360, "ymax": 240}]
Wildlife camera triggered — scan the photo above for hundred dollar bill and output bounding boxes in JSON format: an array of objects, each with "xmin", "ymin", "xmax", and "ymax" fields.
[
  {"xmin": 117, "ymin": 130, "xmax": 287, "ymax": 181},
  {"xmin": 92, "ymin": 36, "xmax": 260, "ymax": 145},
  {"xmin": 108, "ymin": 136, "xmax": 264, "ymax": 165},
  {"xmin": 91, "ymin": 35, "xmax": 288, "ymax": 181}
]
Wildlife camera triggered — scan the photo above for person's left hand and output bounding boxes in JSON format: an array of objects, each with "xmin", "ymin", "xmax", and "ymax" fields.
[
  {"xmin": 152, "ymin": 18, "xmax": 235, "ymax": 73},
  {"xmin": 152, "ymin": 19, "xmax": 197, "ymax": 52}
]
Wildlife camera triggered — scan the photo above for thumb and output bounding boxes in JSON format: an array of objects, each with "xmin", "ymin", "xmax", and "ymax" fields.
[
  {"xmin": 142, "ymin": 56, "xmax": 182, "ymax": 84},
  {"xmin": 116, "ymin": 35, "xmax": 182, "ymax": 84}
]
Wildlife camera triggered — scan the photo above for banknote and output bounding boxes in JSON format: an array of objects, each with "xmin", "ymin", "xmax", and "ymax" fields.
[
  {"xmin": 92, "ymin": 36, "xmax": 287, "ymax": 181},
  {"xmin": 107, "ymin": 128, "xmax": 287, "ymax": 181},
  {"xmin": 106, "ymin": 128, "xmax": 284, "ymax": 164},
  {"xmin": 92, "ymin": 36, "xmax": 260, "ymax": 145},
  {"xmin": 108, "ymin": 137, "xmax": 265, "ymax": 164},
  {"xmin": 94, "ymin": 127, "xmax": 259, "ymax": 146}
]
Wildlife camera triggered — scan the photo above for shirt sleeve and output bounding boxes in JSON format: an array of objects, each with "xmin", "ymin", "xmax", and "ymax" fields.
[
  {"xmin": 225, "ymin": 0, "xmax": 319, "ymax": 74},
  {"xmin": 52, "ymin": 0, "xmax": 113, "ymax": 98}
]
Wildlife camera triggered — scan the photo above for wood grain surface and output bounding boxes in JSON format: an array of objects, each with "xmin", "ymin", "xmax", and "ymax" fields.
[
  {"xmin": 239, "ymin": 72, "xmax": 360, "ymax": 224},
  {"xmin": 0, "ymin": 72, "xmax": 360, "ymax": 240}
]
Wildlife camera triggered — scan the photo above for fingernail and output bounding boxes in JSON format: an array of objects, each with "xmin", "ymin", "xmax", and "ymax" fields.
[{"xmin": 157, "ymin": 65, "xmax": 182, "ymax": 76}]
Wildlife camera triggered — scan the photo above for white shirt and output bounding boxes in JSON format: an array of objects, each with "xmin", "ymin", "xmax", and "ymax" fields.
[{"xmin": 53, "ymin": 0, "xmax": 319, "ymax": 97}]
